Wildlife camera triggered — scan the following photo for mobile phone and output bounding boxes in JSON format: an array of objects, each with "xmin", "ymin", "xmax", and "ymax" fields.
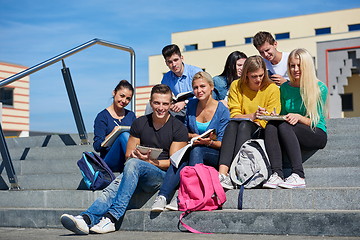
[{"xmin": 267, "ymin": 69, "xmax": 274, "ymax": 77}]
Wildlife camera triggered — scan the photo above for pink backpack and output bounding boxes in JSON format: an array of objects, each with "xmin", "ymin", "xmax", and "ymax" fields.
[{"xmin": 178, "ymin": 163, "xmax": 226, "ymax": 234}]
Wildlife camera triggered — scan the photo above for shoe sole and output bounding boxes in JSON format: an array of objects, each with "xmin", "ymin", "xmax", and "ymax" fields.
[
  {"xmin": 165, "ymin": 205, "xmax": 178, "ymax": 211},
  {"xmin": 150, "ymin": 207, "xmax": 164, "ymax": 212},
  {"xmin": 60, "ymin": 215, "xmax": 88, "ymax": 235},
  {"xmin": 220, "ymin": 183, "xmax": 234, "ymax": 190},
  {"xmin": 89, "ymin": 227, "xmax": 115, "ymax": 234},
  {"xmin": 279, "ymin": 184, "xmax": 306, "ymax": 189},
  {"xmin": 262, "ymin": 184, "xmax": 278, "ymax": 189}
]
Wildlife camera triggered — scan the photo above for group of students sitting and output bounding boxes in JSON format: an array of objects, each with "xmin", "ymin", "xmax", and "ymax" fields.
[{"xmin": 60, "ymin": 42, "xmax": 328, "ymax": 235}]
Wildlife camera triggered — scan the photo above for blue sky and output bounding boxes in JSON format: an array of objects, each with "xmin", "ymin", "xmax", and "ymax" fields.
[{"xmin": 1, "ymin": 0, "xmax": 359, "ymax": 134}]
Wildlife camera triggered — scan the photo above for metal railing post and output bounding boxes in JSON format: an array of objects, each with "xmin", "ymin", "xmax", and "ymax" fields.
[
  {"xmin": 130, "ymin": 52, "xmax": 136, "ymax": 113},
  {"xmin": 61, "ymin": 60, "xmax": 89, "ymax": 144},
  {"xmin": 0, "ymin": 122, "xmax": 20, "ymax": 190}
]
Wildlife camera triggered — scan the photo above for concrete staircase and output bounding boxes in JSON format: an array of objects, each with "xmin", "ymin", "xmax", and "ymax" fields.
[{"xmin": 0, "ymin": 118, "xmax": 359, "ymax": 236}]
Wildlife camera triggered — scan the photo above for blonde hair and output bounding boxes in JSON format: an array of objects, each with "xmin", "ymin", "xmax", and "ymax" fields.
[
  {"xmin": 192, "ymin": 71, "xmax": 214, "ymax": 88},
  {"xmin": 287, "ymin": 48, "xmax": 325, "ymax": 129},
  {"xmin": 238, "ymin": 55, "xmax": 272, "ymax": 91}
]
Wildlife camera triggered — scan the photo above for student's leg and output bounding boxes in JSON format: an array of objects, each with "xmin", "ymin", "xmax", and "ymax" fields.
[
  {"xmin": 81, "ymin": 173, "xmax": 123, "ymax": 227},
  {"xmin": 106, "ymin": 158, "xmax": 166, "ymax": 221},
  {"xmin": 277, "ymin": 122, "xmax": 304, "ymax": 178},
  {"xmin": 104, "ymin": 131, "xmax": 130, "ymax": 172},
  {"xmin": 264, "ymin": 121, "xmax": 284, "ymax": 178},
  {"xmin": 219, "ymin": 121, "xmax": 258, "ymax": 173},
  {"xmin": 218, "ymin": 121, "xmax": 240, "ymax": 167},
  {"xmin": 188, "ymin": 145, "xmax": 220, "ymax": 169},
  {"xmin": 294, "ymin": 125, "xmax": 327, "ymax": 150},
  {"xmin": 233, "ymin": 121, "xmax": 259, "ymax": 156},
  {"xmin": 157, "ymin": 160, "xmax": 188, "ymax": 201},
  {"xmin": 279, "ymin": 123, "xmax": 327, "ymax": 178}
]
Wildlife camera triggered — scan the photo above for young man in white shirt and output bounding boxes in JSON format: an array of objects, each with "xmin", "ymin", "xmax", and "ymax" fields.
[{"xmin": 253, "ymin": 31, "xmax": 289, "ymax": 86}]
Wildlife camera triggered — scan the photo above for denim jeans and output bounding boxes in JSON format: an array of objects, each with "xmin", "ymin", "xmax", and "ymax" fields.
[
  {"xmin": 82, "ymin": 158, "xmax": 166, "ymax": 226},
  {"xmin": 159, "ymin": 145, "xmax": 220, "ymax": 201},
  {"xmin": 104, "ymin": 131, "xmax": 130, "ymax": 172}
]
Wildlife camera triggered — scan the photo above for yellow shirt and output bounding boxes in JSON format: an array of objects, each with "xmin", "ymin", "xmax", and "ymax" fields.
[{"xmin": 227, "ymin": 80, "xmax": 281, "ymax": 128}]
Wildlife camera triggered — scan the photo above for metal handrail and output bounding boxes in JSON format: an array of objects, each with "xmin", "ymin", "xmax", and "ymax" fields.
[
  {"xmin": 0, "ymin": 38, "xmax": 136, "ymax": 111},
  {"xmin": 0, "ymin": 38, "xmax": 136, "ymax": 190}
]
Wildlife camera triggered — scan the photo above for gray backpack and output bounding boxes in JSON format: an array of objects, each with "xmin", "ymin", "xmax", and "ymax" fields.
[
  {"xmin": 230, "ymin": 139, "xmax": 271, "ymax": 189},
  {"xmin": 229, "ymin": 139, "xmax": 271, "ymax": 210}
]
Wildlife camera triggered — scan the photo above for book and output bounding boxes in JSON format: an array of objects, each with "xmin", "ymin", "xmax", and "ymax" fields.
[
  {"xmin": 101, "ymin": 126, "xmax": 131, "ymax": 148},
  {"xmin": 257, "ymin": 115, "xmax": 286, "ymax": 121},
  {"xmin": 172, "ymin": 91, "xmax": 194, "ymax": 103},
  {"xmin": 136, "ymin": 145, "xmax": 163, "ymax": 160},
  {"xmin": 230, "ymin": 118, "xmax": 251, "ymax": 122},
  {"xmin": 170, "ymin": 128, "xmax": 216, "ymax": 168}
]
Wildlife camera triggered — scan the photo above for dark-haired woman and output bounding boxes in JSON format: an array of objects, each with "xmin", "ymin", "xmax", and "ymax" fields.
[
  {"xmin": 93, "ymin": 80, "xmax": 136, "ymax": 172},
  {"xmin": 213, "ymin": 51, "xmax": 248, "ymax": 102}
]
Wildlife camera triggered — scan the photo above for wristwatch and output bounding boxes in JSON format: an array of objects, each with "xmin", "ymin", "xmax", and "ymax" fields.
[{"xmin": 184, "ymin": 99, "xmax": 189, "ymax": 104}]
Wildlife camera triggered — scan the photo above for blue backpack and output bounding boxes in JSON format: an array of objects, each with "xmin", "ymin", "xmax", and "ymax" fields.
[{"xmin": 77, "ymin": 152, "xmax": 115, "ymax": 191}]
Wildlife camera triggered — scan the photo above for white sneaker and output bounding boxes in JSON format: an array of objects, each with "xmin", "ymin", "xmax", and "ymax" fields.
[
  {"xmin": 279, "ymin": 173, "xmax": 306, "ymax": 189},
  {"xmin": 165, "ymin": 196, "xmax": 178, "ymax": 211},
  {"xmin": 263, "ymin": 172, "xmax": 284, "ymax": 189},
  {"xmin": 219, "ymin": 173, "xmax": 234, "ymax": 190},
  {"xmin": 89, "ymin": 217, "xmax": 115, "ymax": 234},
  {"xmin": 151, "ymin": 195, "xmax": 167, "ymax": 212},
  {"xmin": 60, "ymin": 214, "xmax": 89, "ymax": 235}
]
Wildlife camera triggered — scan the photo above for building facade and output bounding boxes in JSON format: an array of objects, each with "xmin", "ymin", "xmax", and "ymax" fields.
[
  {"xmin": 0, "ymin": 62, "xmax": 30, "ymax": 137},
  {"xmin": 146, "ymin": 8, "xmax": 360, "ymax": 118}
]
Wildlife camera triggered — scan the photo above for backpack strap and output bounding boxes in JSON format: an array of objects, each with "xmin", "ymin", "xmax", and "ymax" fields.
[
  {"xmin": 238, "ymin": 185, "xmax": 245, "ymax": 210},
  {"xmin": 207, "ymin": 165, "xmax": 226, "ymax": 205},
  {"xmin": 179, "ymin": 212, "xmax": 212, "ymax": 234},
  {"xmin": 237, "ymin": 170, "xmax": 257, "ymax": 210}
]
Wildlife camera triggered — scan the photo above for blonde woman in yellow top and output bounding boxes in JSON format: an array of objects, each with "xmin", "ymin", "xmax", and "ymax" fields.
[{"xmin": 217, "ymin": 55, "xmax": 281, "ymax": 189}]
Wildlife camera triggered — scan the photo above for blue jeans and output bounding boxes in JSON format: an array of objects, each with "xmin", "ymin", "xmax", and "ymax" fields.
[
  {"xmin": 158, "ymin": 145, "xmax": 220, "ymax": 201},
  {"xmin": 82, "ymin": 158, "xmax": 166, "ymax": 227},
  {"xmin": 104, "ymin": 131, "xmax": 130, "ymax": 172}
]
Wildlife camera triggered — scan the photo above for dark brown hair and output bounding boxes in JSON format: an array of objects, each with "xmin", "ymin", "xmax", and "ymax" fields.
[
  {"xmin": 162, "ymin": 44, "xmax": 182, "ymax": 59},
  {"xmin": 253, "ymin": 31, "xmax": 276, "ymax": 48}
]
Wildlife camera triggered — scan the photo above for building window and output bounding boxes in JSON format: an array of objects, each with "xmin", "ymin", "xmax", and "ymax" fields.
[
  {"xmin": 0, "ymin": 87, "xmax": 14, "ymax": 106},
  {"xmin": 275, "ymin": 32, "xmax": 290, "ymax": 40},
  {"xmin": 245, "ymin": 37, "xmax": 253, "ymax": 44},
  {"xmin": 341, "ymin": 93, "xmax": 353, "ymax": 111},
  {"xmin": 348, "ymin": 24, "xmax": 360, "ymax": 31},
  {"xmin": 184, "ymin": 44, "xmax": 198, "ymax": 51},
  {"xmin": 212, "ymin": 40, "xmax": 225, "ymax": 48},
  {"xmin": 315, "ymin": 27, "xmax": 331, "ymax": 35}
]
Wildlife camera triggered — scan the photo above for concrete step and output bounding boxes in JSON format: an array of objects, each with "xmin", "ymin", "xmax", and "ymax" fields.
[
  {"xmin": 9, "ymin": 147, "xmax": 359, "ymax": 176},
  {"xmin": 0, "ymin": 208, "xmax": 358, "ymax": 237},
  {"xmin": 8, "ymin": 145, "xmax": 94, "ymax": 161},
  {"xmin": 6, "ymin": 135, "xmax": 359, "ymax": 162},
  {"xmin": 0, "ymin": 187, "xmax": 359, "ymax": 210},
  {"xmin": 292, "ymin": 167, "xmax": 360, "ymax": 187},
  {"xmin": 11, "ymin": 159, "xmax": 78, "ymax": 175},
  {"xmin": 327, "ymin": 117, "xmax": 360, "ymax": 129},
  {"xmin": 2, "ymin": 163, "xmax": 359, "ymax": 191},
  {"xmin": 5, "ymin": 133, "xmax": 94, "ymax": 149},
  {"xmin": 15, "ymin": 173, "xmax": 84, "ymax": 190},
  {"xmin": 302, "ymin": 149, "xmax": 359, "ymax": 167}
]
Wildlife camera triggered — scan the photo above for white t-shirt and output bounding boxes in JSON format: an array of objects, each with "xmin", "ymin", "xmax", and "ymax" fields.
[{"xmin": 264, "ymin": 52, "xmax": 290, "ymax": 80}]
